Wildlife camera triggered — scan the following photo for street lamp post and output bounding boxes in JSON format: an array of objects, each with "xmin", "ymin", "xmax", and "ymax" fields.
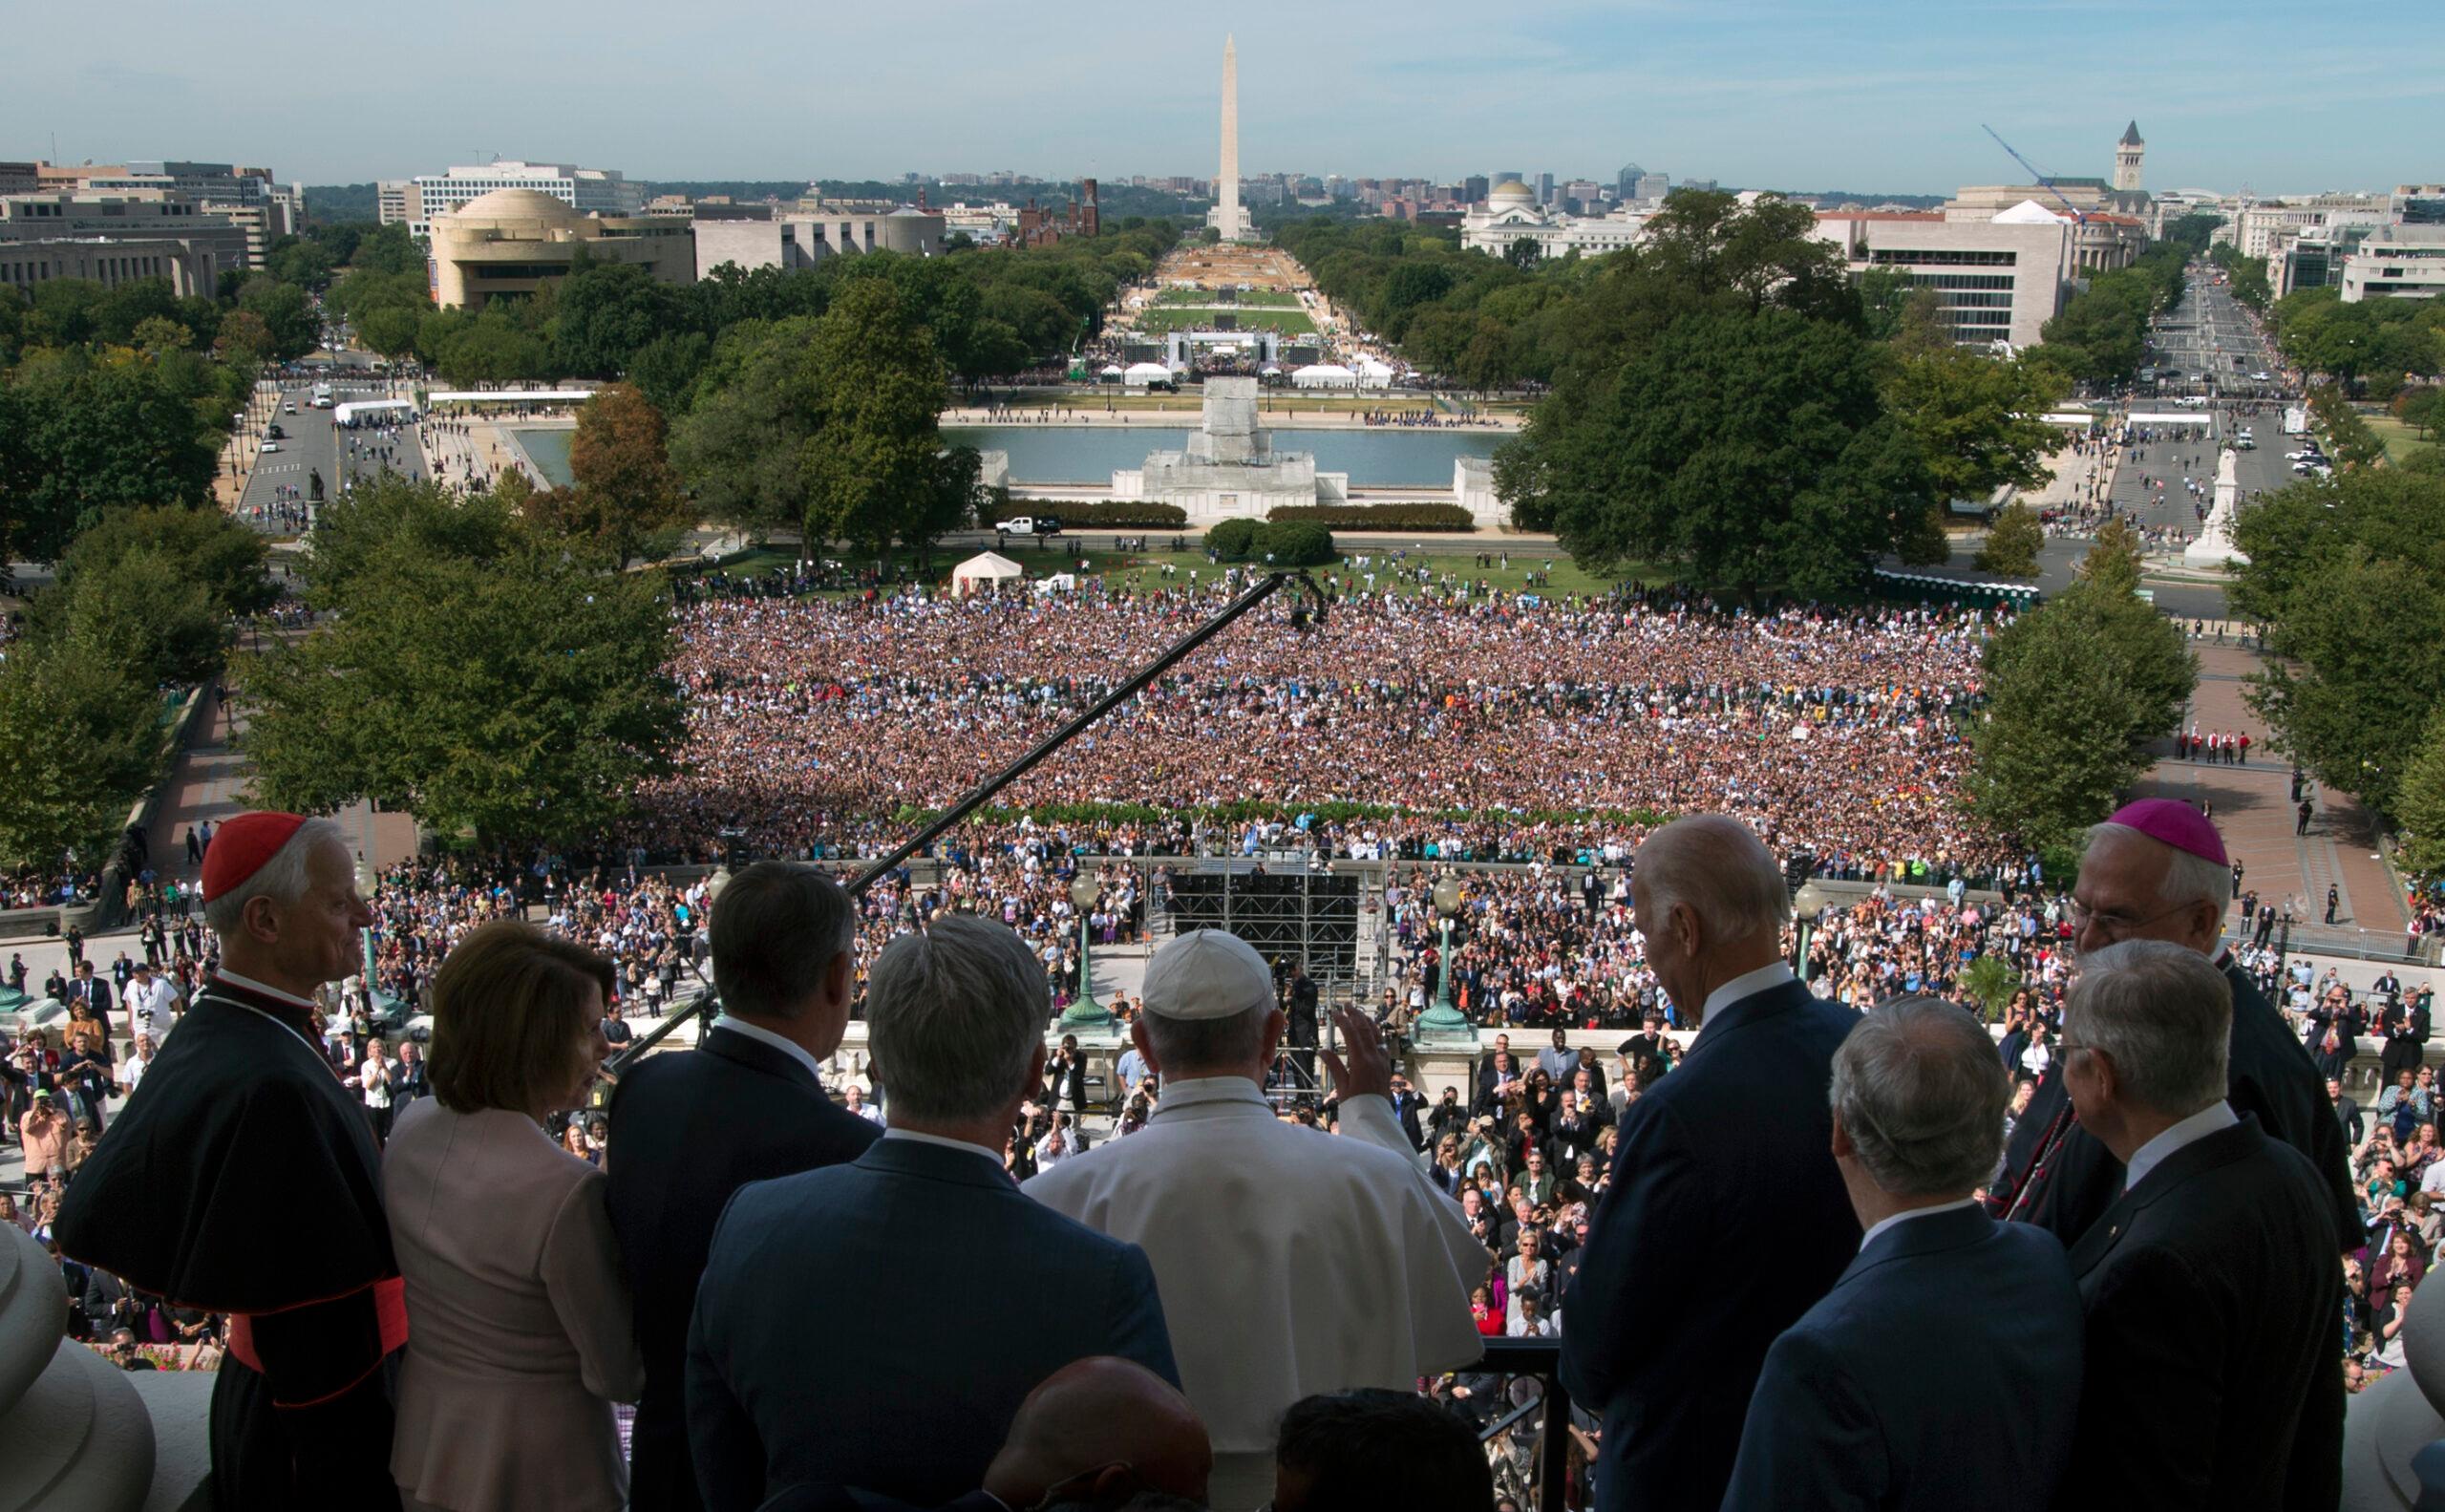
[
  {"xmin": 353, "ymin": 853, "xmax": 381, "ymax": 1012},
  {"xmin": 1413, "ymin": 875, "xmax": 1474, "ymax": 1044},
  {"xmin": 1059, "ymin": 872, "xmax": 1113, "ymax": 1031},
  {"xmin": 1792, "ymin": 882, "xmax": 1831, "ymax": 979}
]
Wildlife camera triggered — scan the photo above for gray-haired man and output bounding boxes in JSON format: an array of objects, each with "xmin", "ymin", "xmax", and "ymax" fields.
[
  {"xmin": 1721, "ymin": 996, "xmax": 2083, "ymax": 1511},
  {"xmin": 687, "ymin": 915, "xmax": 1177, "ymax": 1511},
  {"xmin": 2053, "ymin": 940, "xmax": 2343, "ymax": 1511}
]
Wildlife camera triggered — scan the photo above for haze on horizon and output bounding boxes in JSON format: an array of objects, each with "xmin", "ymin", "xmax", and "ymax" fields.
[{"xmin": 7, "ymin": 0, "xmax": 2438, "ymax": 196}]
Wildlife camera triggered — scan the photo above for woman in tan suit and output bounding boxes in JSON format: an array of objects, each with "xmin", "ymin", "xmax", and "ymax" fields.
[{"xmin": 385, "ymin": 920, "xmax": 642, "ymax": 1512}]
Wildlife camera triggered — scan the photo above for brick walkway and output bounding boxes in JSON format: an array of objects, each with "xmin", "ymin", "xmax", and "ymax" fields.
[{"xmin": 2131, "ymin": 641, "xmax": 2409, "ymax": 955}]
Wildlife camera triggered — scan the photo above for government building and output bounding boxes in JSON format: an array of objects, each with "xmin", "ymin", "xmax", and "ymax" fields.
[
  {"xmin": 425, "ymin": 189, "xmax": 694, "ymax": 309},
  {"xmin": 1459, "ymin": 179, "xmax": 1646, "ymax": 259}
]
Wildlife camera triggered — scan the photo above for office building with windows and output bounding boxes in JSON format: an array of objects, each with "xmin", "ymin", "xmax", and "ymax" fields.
[
  {"xmin": 2340, "ymin": 223, "xmax": 2445, "ymax": 304},
  {"xmin": 1813, "ymin": 210, "xmax": 2070, "ymax": 350},
  {"xmin": 0, "ymin": 192, "xmax": 246, "ymax": 295},
  {"xmin": 403, "ymin": 162, "xmax": 643, "ymax": 237}
]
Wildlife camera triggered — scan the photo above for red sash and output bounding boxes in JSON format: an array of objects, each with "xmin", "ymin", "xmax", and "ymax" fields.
[{"xmin": 225, "ymin": 1276, "xmax": 410, "ymax": 1380}]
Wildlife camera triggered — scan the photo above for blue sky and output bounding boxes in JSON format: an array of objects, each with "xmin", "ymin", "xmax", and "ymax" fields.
[{"xmin": 9, "ymin": 0, "xmax": 2437, "ymax": 194}]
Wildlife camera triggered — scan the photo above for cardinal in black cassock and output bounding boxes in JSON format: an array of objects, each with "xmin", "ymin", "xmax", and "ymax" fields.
[{"xmin": 57, "ymin": 811, "xmax": 402, "ymax": 1512}]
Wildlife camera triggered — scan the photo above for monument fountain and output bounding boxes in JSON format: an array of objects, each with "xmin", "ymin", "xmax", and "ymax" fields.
[{"xmin": 1110, "ymin": 377, "xmax": 1350, "ymax": 518}]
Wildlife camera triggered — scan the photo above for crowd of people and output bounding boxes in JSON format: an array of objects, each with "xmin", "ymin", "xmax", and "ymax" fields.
[
  {"xmin": 636, "ymin": 586, "xmax": 2008, "ymax": 886},
  {"xmin": 32, "ymin": 800, "xmax": 2378, "ymax": 1512}
]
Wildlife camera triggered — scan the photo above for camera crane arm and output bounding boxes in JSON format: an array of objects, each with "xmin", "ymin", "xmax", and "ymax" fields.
[{"xmin": 606, "ymin": 568, "xmax": 1330, "ymax": 1075}]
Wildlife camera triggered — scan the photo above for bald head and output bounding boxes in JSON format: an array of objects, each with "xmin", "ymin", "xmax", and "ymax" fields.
[
  {"xmin": 984, "ymin": 1356, "xmax": 1211, "ymax": 1507},
  {"xmin": 1634, "ymin": 816, "xmax": 1788, "ymax": 947},
  {"xmin": 1632, "ymin": 816, "xmax": 1792, "ymax": 1023}
]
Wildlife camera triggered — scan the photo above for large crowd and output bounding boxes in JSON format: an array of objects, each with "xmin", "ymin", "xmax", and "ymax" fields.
[{"xmin": 635, "ymin": 586, "xmax": 2006, "ymax": 884}]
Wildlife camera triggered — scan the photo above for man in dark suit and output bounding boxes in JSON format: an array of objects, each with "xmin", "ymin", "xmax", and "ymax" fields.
[
  {"xmin": 1386, "ymin": 1074, "xmax": 1427, "ymax": 1151},
  {"xmin": 755, "ymin": 1357, "xmax": 1210, "ymax": 1512},
  {"xmin": 2053, "ymin": 939, "xmax": 2343, "ymax": 1510},
  {"xmin": 1722, "ymin": 997, "xmax": 2082, "ymax": 1511},
  {"xmin": 1993, "ymin": 801, "xmax": 2359, "ymax": 1254},
  {"xmin": 2328, "ymin": 1076, "xmax": 2366, "ymax": 1146},
  {"xmin": 1561, "ymin": 816, "xmax": 1862, "ymax": 1512},
  {"xmin": 607, "ymin": 862, "xmax": 882, "ymax": 1512},
  {"xmin": 688, "ymin": 917, "xmax": 1178, "ymax": 1511},
  {"xmin": 66, "ymin": 962, "xmax": 111, "ymax": 1023}
]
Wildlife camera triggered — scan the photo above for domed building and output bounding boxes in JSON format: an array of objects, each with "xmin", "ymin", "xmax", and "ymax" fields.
[
  {"xmin": 428, "ymin": 186, "xmax": 695, "ymax": 309},
  {"xmin": 1460, "ymin": 179, "xmax": 1647, "ymax": 261}
]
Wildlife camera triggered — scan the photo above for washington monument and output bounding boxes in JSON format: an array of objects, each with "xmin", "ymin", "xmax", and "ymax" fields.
[{"xmin": 1205, "ymin": 34, "xmax": 1250, "ymax": 242}]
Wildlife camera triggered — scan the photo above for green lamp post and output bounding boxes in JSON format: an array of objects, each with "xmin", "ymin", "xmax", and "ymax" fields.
[
  {"xmin": 354, "ymin": 853, "xmax": 380, "ymax": 995},
  {"xmin": 1059, "ymin": 872, "xmax": 1113, "ymax": 1031},
  {"xmin": 1413, "ymin": 875, "xmax": 1474, "ymax": 1042}
]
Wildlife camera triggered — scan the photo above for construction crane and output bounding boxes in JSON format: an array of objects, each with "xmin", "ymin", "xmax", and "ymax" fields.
[{"xmin": 1981, "ymin": 125, "xmax": 2088, "ymax": 224}]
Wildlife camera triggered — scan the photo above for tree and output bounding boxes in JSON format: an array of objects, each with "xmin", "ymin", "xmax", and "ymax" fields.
[
  {"xmin": 0, "ymin": 351, "xmax": 222, "ymax": 561},
  {"xmin": 213, "ymin": 308, "xmax": 275, "ymax": 364},
  {"xmin": 1883, "ymin": 349, "xmax": 2066, "ymax": 503},
  {"xmin": 1255, "ymin": 521, "xmax": 1336, "ymax": 566},
  {"xmin": 1959, "ymin": 954, "xmax": 2022, "ymax": 1022},
  {"xmin": 236, "ymin": 280, "xmax": 319, "ymax": 360},
  {"xmin": 2399, "ymin": 708, "xmax": 2445, "ymax": 881},
  {"xmin": 0, "ymin": 649, "xmax": 161, "ymax": 871},
  {"xmin": 26, "ymin": 546, "xmax": 223, "ymax": 690},
  {"xmin": 1975, "ymin": 502, "xmax": 2045, "ymax": 578},
  {"xmin": 804, "ymin": 280, "xmax": 950, "ymax": 555},
  {"xmin": 669, "ymin": 317, "xmax": 823, "ymax": 537},
  {"xmin": 1505, "ymin": 238, "xmax": 1541, "ymax": 271},
  {"xmin": 55, "ymin": 504, "xmax": 276, "ymax": 621},
  {"xmin": 552, "ymin": 262, "xmax": 692, "ymax": 379},
  {"xmin": 237, "ymin": 482, "xmax": 685, "ymax": 843},
  {"xmin": 1496, "ymin": 306, "xmax": 1937, "ymax": 595},
  {"xmin": 2233, "ymin": 468, "xmax": 2445, "ymax": 815},
  {"xmin": 1967, "ymin": 563, "xmax": 2198, "ymax": 848},
  {"xmin": 532, "ymin": 384, "xmax": 692, "ymax": 567}
]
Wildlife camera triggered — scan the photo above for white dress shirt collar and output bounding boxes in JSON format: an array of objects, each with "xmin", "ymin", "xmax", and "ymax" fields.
[
  {"xmin": 1148, "ymin": 1075, "xmax": 1273, "ymax": 1118},
  {"xmin": 882, "ymin": 1127, "xmax": 1007, "ymax": 1168},
  {"xmin": 712, "ymin": 1015, "xmax": 827, "ymax": 1084},
  {"xmin": 1858, "ymin": 1196, "xmax": 1982, "ymax": 1253},
  {"xmin": 2122, "ymin": 1100, "xmax": 2240, "ymax": 1196},
  {"xmin": 1699, "ymin": 961, "xmax": 1797, "ymax": 1023}
]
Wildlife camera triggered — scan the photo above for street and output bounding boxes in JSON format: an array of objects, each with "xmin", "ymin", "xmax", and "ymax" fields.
[{"xmin": 231, "ymin": 369, "xmax": 433, "ymax": 535}]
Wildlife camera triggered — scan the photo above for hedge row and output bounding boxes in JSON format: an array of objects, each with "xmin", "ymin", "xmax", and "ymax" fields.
[
  {"xmin": 1206, "ymin": 519, "xmax": 1337, "ymax": 565},
  {"xmin": 1265, "ymin": 503, "xmax": 1478, "ymax": 531},
  {"xmin": 1025, "ymin": 500, "xmax": 1191, "ymax": 527}
]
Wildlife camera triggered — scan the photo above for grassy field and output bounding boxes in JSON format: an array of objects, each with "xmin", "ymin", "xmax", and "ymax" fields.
[
  {"xmin": 1130, "ymin": 309, "xmax": 1317, "ymax": 337},
  {"xmin": 2367, "ymin": 415, "xmax": 2434, "ymax": 465},
  {"xmin": 1153, "ymin": 287, "xmax": 1303, "ymax": 308}
]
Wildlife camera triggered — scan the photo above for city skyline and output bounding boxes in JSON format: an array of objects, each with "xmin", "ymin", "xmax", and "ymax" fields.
[{"xmin": 7, "ymin": 0, "xmax": 2441, "ymax": 195}]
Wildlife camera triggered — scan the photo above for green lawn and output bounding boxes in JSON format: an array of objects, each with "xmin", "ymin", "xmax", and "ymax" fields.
[
  {"xmin": 1153, "ymin": 287, "xmax": 1303, "ymax": 308},
  {"xmin": 1131, "ymin": 309, "xmax": 1317, "ymax": 337},
  {"xmin": 2367, "ymin": 415, "xmax": 2433, "ymax": 465},
  {"xmin": 671, "ymin": 541, "xmax": 1654, "ymax": 602}
]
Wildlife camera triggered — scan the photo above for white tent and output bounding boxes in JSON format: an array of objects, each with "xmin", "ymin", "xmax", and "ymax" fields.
[
  {"xmin": 1099, "ymin": 363, "xmax": 1126, "ymax": 376},
  {"xmin": 1354, "ymin": 357, "xmax": 1395, "ymax": 390},
  {"xmin": 1992, "ymin": 199, "xmax": 2071, "ymax": 224},
  {"xmin": 1292, "ymin": 363, "xmax": 1356, "ymax": 389},
  {"xmin": 1123, "ymin": 361, "xmax": 1174, "ymax": 387},
  {"xmin": 951, "ymin": 551, "xmax": 1027, "ymax": 596}
]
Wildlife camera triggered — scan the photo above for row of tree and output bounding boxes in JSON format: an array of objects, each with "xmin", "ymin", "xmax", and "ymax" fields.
[
  {"xmin": 319, "ymin": 218, "xmax": 1180, "ymax": 394},
  {"xmin": 2264, "ymin": 285, "xmax": 2445, "ymax": 401},
  {"xmin": 2227, "ymin": 458, "xmax": 2445, "ymax": 878},
  {"xmin": 234, "ymin": 478, "xmax": 684, "ymax": 844},
  {"xmin": 1486, "ymin": 192, "xmax": 2069, "ymax": 595}
]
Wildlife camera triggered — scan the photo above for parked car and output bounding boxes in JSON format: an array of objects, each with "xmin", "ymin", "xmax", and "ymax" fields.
[
  {"xmin": 994, "ymin": 516, "xmax": 1062, "ymax": 536},
  {"xmin": 261, "ymin": 441, "xmax": 281, "ymax": 454}
]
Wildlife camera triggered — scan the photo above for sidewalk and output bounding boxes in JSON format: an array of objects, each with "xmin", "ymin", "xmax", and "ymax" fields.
[{"xmin": 2131, "ymin": 641, "xmax": 2411, "ymax": 956}]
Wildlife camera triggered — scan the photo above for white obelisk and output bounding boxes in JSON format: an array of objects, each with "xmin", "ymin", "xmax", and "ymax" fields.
[{"xmin": 1207, "ymin": 35, "xmax": 1247, "ymax": 242}]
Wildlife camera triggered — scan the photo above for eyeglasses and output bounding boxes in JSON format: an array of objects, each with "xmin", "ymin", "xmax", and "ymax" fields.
[{"xmin": 2065, "ymin": 899, "xmax": 2200, "ymax": 948}]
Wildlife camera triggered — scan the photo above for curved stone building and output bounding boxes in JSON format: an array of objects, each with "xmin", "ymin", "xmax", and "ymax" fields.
[{"xmin": 428, "ymin": 187, "xmax": 694, "ymax": 309}]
